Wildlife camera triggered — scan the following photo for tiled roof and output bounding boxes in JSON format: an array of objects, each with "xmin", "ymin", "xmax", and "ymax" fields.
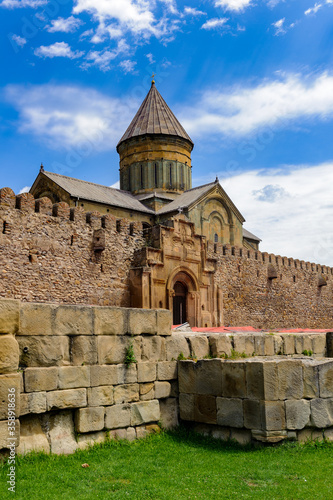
[
  {"xmin": 37, "ymin": 171, "xmax": 154, "ymax": 214},
  {"xmin": 243, "ymin": 228, "xmax": 261, "ymax": 242},
  {"xmin": 117, "ymin": 82, "xmax": 194, "ymax": 148}
]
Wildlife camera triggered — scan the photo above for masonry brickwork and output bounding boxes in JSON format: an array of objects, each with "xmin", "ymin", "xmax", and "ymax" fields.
[{"xmin": 0, "ymin": 187, "xmax": 333, "ymax": 329}]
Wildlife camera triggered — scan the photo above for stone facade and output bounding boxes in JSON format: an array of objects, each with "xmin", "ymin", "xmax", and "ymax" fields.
[{"xmin": 0, "ymin": 298, "xmax": 332, "ymax": 455}]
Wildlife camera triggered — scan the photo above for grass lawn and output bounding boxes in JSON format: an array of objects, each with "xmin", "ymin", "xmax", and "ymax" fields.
[{"xmin": 0, "ymin": 427, "xmax": 332, "ymax": 499}]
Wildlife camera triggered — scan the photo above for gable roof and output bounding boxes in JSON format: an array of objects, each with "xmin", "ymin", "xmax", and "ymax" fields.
[
  {"xmin": 31, "ymin": 171, "xmax": 154, "ymax": 214},
  {"xmin": 117, "ymin": 82, "xmax": 194, "ymax": 149},
  {"xmin": 156, "ymin": 181, "xmax": 245, "ymax": 223},
  {"xmin": 243, "ymin": 228, "xmax": 261, "ymax": 242}
]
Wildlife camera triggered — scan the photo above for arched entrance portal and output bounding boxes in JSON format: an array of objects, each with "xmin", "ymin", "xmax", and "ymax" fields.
[{"xmin": 173, "ymin": 282, "xmax": 187, "ymax": 325}]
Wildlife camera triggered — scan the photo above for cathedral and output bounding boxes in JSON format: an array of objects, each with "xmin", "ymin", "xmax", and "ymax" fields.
[{"xmin": 30, "ymin": 80, "xmax": 260, "ymax": 326}]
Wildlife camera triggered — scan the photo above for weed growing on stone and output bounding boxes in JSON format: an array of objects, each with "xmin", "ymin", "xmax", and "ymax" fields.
[
  {"xmin": 302, "ymin": 350, "xmax": 313, "ymax": 356},
  {"xmin": 124, "ymin": 343, "xmax": 137, "ymax": 367}
]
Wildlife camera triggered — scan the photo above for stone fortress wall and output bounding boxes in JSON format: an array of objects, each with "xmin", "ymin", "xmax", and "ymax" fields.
[
  {"xmin": 1, "ymin": 186, "xmax": 333, "ymax": 330},
  {"xmin": 0, "ymin": 298, "xmax": 333, "ymax": 453}
]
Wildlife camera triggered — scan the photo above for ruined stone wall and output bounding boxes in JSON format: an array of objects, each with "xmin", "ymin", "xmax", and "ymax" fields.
[
  {"xmin": 207, "ymin": 242, "xmax": 333, "ymax": 329},
  {"xmin": 179, "ymin": 357, "xmax": 333, "ymax": 444},
  {"xmin": 0, "ymin": 188, "xmax": 145, "ymax": 307}
]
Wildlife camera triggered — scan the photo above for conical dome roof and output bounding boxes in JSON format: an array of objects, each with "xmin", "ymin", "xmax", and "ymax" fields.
[{"xmin": 117, "ymin": 82, "xmax": 194, "ymax": 150}]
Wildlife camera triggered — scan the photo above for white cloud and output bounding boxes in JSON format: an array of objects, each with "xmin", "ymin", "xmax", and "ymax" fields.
[
  {"xmin": 146, "ymin": 52, "xmax": 155, "ymax": 64},
  {"xmin": 214, "ymin": 0, "xmax": 252, "ymax": 12},
  {"xmin": 216, "ymin": 163, "xmax": 333, "ymax": 266},
  {"xmin": 272, "ymin": 17, "xmax": 286, "ymax": 35},
  {"xmin": 11, "ymin": 34, "xmax": 27, "ymax": 47},
  {"xmin": 267, "ymin": 0, "xmax": 284, "ymax": 7},
  {"xmin": 202, "ymin": 18, "xmax": 228, "ymax": 30},
  {"xmin": 119, "ymin": 59, "xmax": 137, "ymax": 74},
  {"xmin": 34, "ymin": 42, "xmax": 84, "ymax": 59},
  {"xmin": 82, "ymin": 39, "xmax": 130, "ymax": 71},
  {"xmin": 46, "ymin": 16, "xmax": 83, "ymax": 34},
  {"xmin": 184, "ymin": 6, "xmax": 206, "ymax": 16},
  {"xmin": 73, "ymin": 0, "xmax": 174, "ymax": 41},
  {"xmin": 305, "ymin": 2, "xmax": 323, "ymax": 15},
  {"xmin": 19, "ymin": 186, "xmax": 30, "ymax": 194},
  {"xmin": 0, "ymin": 0, "xmax": 46, "ymax": 8},
  {"xmin": 4, "ymin": 84, "xmax": 139, "ymax": 151},
  {"xmin": 110, "ymin": 181, "xmax": 120, "ymax": 189},
  {"xmin": 181, "ymin": 72, "xmax": 333, "ymax": 137}
]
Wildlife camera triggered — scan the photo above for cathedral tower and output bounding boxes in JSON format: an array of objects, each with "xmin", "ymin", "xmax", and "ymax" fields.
[{"xmin": 117, "ymin": 81, "xmax": 194, "ymax": 204}]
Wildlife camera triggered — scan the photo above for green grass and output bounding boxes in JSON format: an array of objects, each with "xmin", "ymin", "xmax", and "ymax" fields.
[{"xmin": 1, "ymin": 427, "xmax": 332, "ymax": 499}]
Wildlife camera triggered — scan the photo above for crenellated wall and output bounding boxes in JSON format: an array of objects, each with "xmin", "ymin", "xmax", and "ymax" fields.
[
  {"xmin": 206, "ymin": 242, "xmax": 333, "ymax": 329},
  {"xmin": 0, "ymin": 188, "xmax": 144, "ymax": 306}
]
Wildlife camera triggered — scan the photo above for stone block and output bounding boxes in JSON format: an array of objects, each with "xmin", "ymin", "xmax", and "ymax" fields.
[
  {"xmin": 303, "ymin": 362, "xmax": 319, "ymax": 398},
  {"xmin": 187, "ymin": 335, "xmax": 209, "ymax": 359},
  {"xmin": 165, "ymin": 334, "xmax": 190, "ymax": 361},
  {"xmin": 324, "ymin": 428, "xmax": 333, "ymax": 442},
  {"xmin": 90, "ymin": 365, "xmax": 118, "ymax": 386},
  {"xmin": 130, "ymin": 400, "xmax": 160, "ymax": 426},
  {"xmin": 88, "ymin": 386, "xmax": 114, "ymax": 407},
  {"xmin": 24, "ymin": 367, "xmax": 58, "ymax": 393},
  {"xmin": 222, "ymin": 361, "xmax": 246, "ymax": 398},
  {"xmin": 217, "ymin": 397, "xmax": 243, "ymax": 428},
  {"xmin": 209, "ymin": 334, "xmax": 232, "ymax": 358},
  {"xmin": 0, "ymin": 419, "xmax": 20, "ymax": 449},
  {"xmin": 0, "ymin": 373, "xmax": 21, "ymax": 419},
  {"xmin": 98, "ymin": 336, "xmax": 127, "ymax": 365},
  {"xmin": 312, "ymin": 334, "xmax": 326, "ymax": 356},
  {"xmin": 179, "ymin": 393, "xmax": 195, "ymax": 421},
  {"xmin": 273, "ymin": 335, "xmax": 283, "ymax": 355},
  {"xmin": 136, "ymin": 426, "xmax": 149, "ymax": 439},
  {"xmin": 58, "ymin": 366, "xmax": 90, "ymax": 389},
  {"xmin": 262, "ymin": 401, "xmax": 286, "ymax": 431},
  {"xmin": 137, "ymin": 362, "xmax": 156, "ymax": 383},
  {"xmin": 141, "ymin": 336, "xmax": 166, "ymax": 362},
  {"xmin": 20, "ymin": 392, "xmax": 47, "ymax": 416},
  {"xmin": 277, "ymin": 360, "xmax": 303, "ymax": 400},
  {"xmin": 71, "ymin": 336, "xmax": 98, "ymax": 366},
  {"xmin": 157, "ymin": 361, "xmax": 178, "ymax": 381},
  {"xmin": 243, "ymin": 399, "xmax": 262, "ymax": 430},
  {"xmin": 178, "ymin": 360, "xmax": 196, "ymax": 394},
  {"xmin": 194, "ymin": 394, "xmax": 217, "ymax": 424},
  {"xmin": 170, "ymin": 380, "xmax": 179, "ymax": 398},
  {"xmin": 310, "ymin": 398, "xmax": 333, "ymax": 428},
  {"xmin": 47, "ymin": 411, "xmax": 78, "ymax": 455},
  {"xmin": 128, "ymin": 309, "xmax": 157, "ymax": 335},
  {"xmin": 19, "ymin": 303, "xmax": 55, "ymax": 336},
  {"xmin": 17, "ymin": 336, "xmax": 70, "ymax": 367},
  {"xmin": 252, "ymin": 429, "xmax": 287, "ymax": 443},
  {"xmin": 47, "ymin": 389, "xmax": 87, "ymax": 411},
  {"xmin": 0, "ymin": 335, "xmax": 19, "ymax": 374},
  {"xmin": 154, "ymin": 381, "xmax": 171, "ymax": 399},
  {"xmin": 114, "ymin": 384, "xmax": 139, "ymax": 404},
  {"xmin": 298, "ymin": 428, "xmax": 324, "ymax": 443},
  {"xmin": 94, "ymin": 307, "xmax": 126, "ymax": 335},
  {"xmin": 77, "ymin": 431, "xmax": 107, "ymax": 450},
  {"xmin": 109, "ymin": 427, "xmax": 136, "ymax": 441},
  {"xmin": 281, "ymin": 334, "xmax": 295, "ymax": 355},
  {"xmin": 253, "ymin": 334, "xmax": 265, "ymax": 356},
  {"xmin": 159, "ymin": 398, "xmax": 178, "ymax": 429},
  {"xmin": 262, "ymin": 362, "xmax": 279, "ymax": 400},
  {"xmin": 230, "ymin": 429, "xmax": 252, "ymax": 445},
  {"xmin": 156, "ymin": 309, "xmax": 172, "ymax": 336},
  {"xmin": 211, "ymin": 427, "xmax": 230, "ymax": 441},
  {"xmin": 105, "ymin": 404, "xmax": 131, "ymax": 429},
  {"xmin": 75, "ymin": 407, "xmax": 105, "ymax": 433},
  {"xmin": 285, "ymin": 400, "xmax": 310, "ymax": 430},
  {"xmin": 233, "ymin": 334, "xmax": 254, "ymax": 356},
  {"xmin": 319, "ymin": 361, "xmax": 333, "ymax": 398},
  {"xmin": 264, "ymin": 335, "xmax": 275, "ymax": 356},
  {"xmin": 295, "ymin": 334, "xmax": 312, "ymax": 355},
  {"xmin": 54, "ymin": 305, "xmax": 93, "ymax": 336},
  {"xmin": 140, "ymin": 383, "xmax": 154, "ymax": 401},
  {"xmin": 17, "ymin": 415, "xmax": 49, "ymax": 455},
  {"xmin": 246, "ymin": 362, "xmax": 264, "ymax": 400},
  {"xmin": 196, "ymin": 359, "xmax": 223, "ymax": 396},
  {"xmin": 0, "ymin": 299, "xmax": 19, "ymax": 335},
  {"xmin": 117, "ymin": 364, "xmax": 138, "ymax": 384}
]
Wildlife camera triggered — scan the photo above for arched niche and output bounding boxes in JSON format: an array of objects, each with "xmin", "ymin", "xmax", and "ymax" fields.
[{"xmin": 167, "ymin": 267, "xmax": 200, "ymax": 327}]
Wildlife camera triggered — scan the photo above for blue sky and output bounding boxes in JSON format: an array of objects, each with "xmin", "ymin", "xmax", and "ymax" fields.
[{"xmin": 1, "ymin": 0, "xmax": 333, "ymax": 265}]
